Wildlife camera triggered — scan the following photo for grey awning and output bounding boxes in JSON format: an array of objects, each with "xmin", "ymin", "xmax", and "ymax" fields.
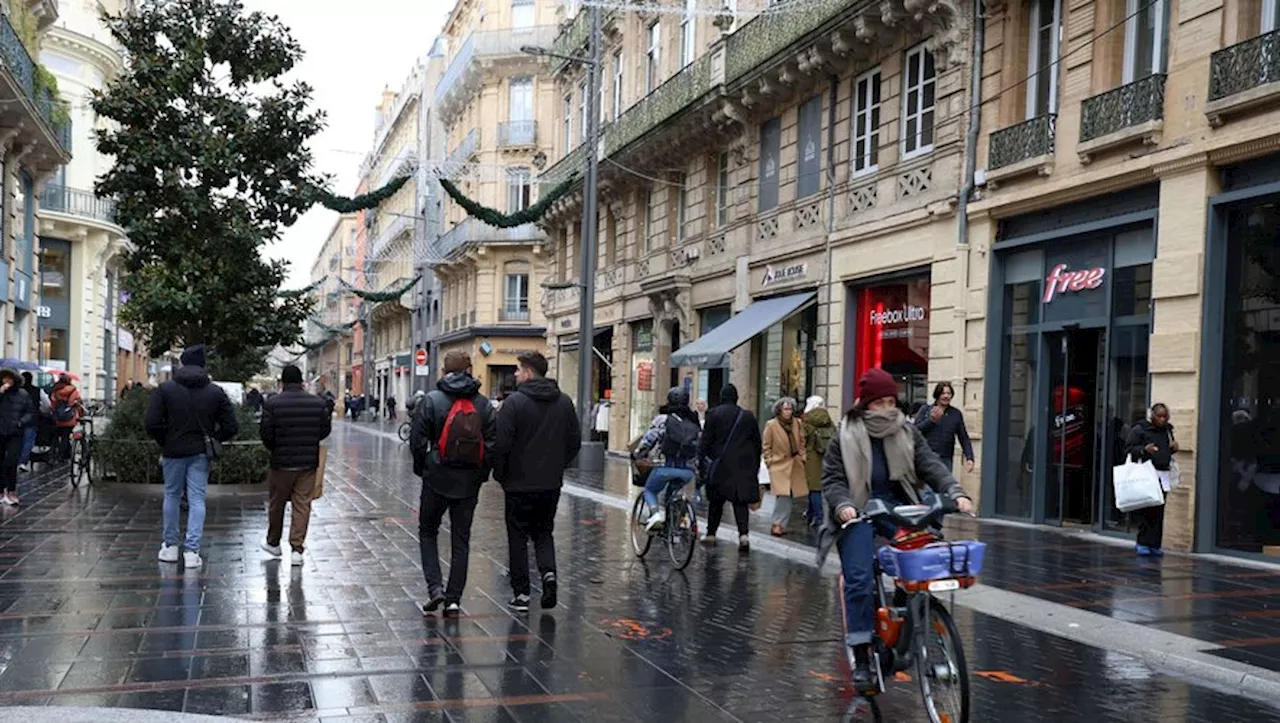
[{"xmin": 670, "ymin": 292, "xmax": 816, "ymax": 369}]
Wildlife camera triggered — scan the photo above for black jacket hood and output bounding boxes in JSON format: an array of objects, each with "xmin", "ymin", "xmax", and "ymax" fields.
[
  {"xmin": 174, "ymin": 365, "xmax": 211, "ymax": 389},
  {"xmin": 437, "ymin": 371, "xmax": 481, "ymax": 398},
  {"xmin": 517, "ymin": 377, "xmax": 562, "ymax": 402}
]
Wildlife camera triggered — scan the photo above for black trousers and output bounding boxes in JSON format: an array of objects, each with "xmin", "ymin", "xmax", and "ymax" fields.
[
  {"xmin": 1135, "ymin": 492, "xmax": 1166, "ymax": 549},
  {"xmin": 505, "ymin": 489, "xmax": 560, "ymax": 596},
  {"xmin": 705, "ymin": 487, "xmax": 750, "ymax": 536},
  {"xmin": 419, "ymin": 486, "xmax": 479, "ymax": 602},
  {"xmin": 0, "ymin": 433, "xmax": 22, "ymax": 493}
]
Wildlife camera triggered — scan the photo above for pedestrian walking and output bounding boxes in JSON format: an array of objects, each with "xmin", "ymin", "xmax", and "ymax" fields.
[
  {"xmin": 17, "ymin": 372, "xmax": 46, "ymax": 473},
  {"xmin": 386, "ymin": 394, "xmax": 397, "ymax": 421},
  {"xmin": 762, "ymin": 397, "xmax": 806, "ymax": 536},
  {"xmin": 631, "ymin": 387, "xmax": 701, "ymax": 530},
  {"xmin": 259, "ymin": 365, "xmax": 331, "ymax": 566},
  {"xmin": 819, "ymin": 368, "xmax": 973, "ymax": 689},
  {"xmin": 492, "ymin": 351, "xmax": 579, "ymax": 613},
  {"xmin": 913, "ymin": 382, "xmax": 975, "ymax": 474},
  {"xmin": 50, "ymin": 374, "xmax": 83, "ymax": 463},
  {"xmin": 801, "ymin": 396, "xmax": 836, "ymax": 528},
  {"xmin": 1126, "ymin": 402, "xmax": 1177, "ymax": 556},
  {"xmin": 410, "ymin": 351, "xmax": 495, "ymax": 618},
  {"xmin": 145, "ymin": 345, "xmax": 239, "ymax": 569},
  {"xmin": 0, "ymin": 368, "xmax": 35, "ymax": 506},
  {"xmin": 698, "ymin": 384, "xmax": 761, "ymax": 550}
]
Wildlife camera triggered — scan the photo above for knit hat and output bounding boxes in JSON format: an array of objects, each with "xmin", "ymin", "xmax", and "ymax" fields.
[
  {"xmin": 281, "ymin": 365, "xmax": 303, "ymax": 384},
  {"xmin": 443, "ymin": 350, "xmax": 471, "ymax": 374},
  {"xmin": 857, "ymin": 369, "xmax": 899, "ymax": 406},
  {"xmin": 180, "ymin": 344, "xmax": 207, "ymax": 368},
  {"xmin": 803, "ymin": 395, "xmax": 824, "ymax": 415}
]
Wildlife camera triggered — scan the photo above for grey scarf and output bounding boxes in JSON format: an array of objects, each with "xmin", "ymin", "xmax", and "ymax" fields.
[{"xmin": 838, "ymin": 408, "xmax": 920, "ymax": 510}]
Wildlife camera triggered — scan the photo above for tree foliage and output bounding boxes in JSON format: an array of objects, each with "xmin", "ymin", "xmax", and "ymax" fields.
[{"xmin": 93, "ymin": 0, "xmax": 325, "ymax": 382}]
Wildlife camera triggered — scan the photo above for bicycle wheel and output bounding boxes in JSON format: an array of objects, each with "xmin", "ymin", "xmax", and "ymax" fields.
[
  {"xmin": 630, "ymin": 494, "xmax": 653, "ymax": 557},
  {"xmin": 916, "ymin": 599, "xmax": 970, "ymax": 723},
  {"xmin": 398, "ymin": 422, "xmax": 411, "ymax": 442},
  {"xmin": 666, "ymin": 498, "xmax": 697, "ymax": 570},
  {"xmin": 68, "ymin": 436, "xmax": 82, "ymax": 488},
  {"xmin": 79, "ymin": 439, "xmax": 93, "ymax": 486}
]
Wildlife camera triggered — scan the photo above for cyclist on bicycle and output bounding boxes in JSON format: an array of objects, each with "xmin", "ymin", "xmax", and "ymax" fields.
[
  {"xmin": 631, "ymin": 387, "xmax": 701, "ymax": 531},
  {"xmin": 820, "ymin": 368, "xmax": 974, "ymax": 689}
]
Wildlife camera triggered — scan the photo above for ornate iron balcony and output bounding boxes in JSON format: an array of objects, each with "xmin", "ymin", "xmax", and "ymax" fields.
[
  {"xmin": 498, "ymin": 120, "xmax": 538, "ymax": 148},
  {"xmin": 550, "ymin": 9, "xmax": 616, "ymax": 73},
  {"xmin": 500, "ymin": 307, "xmax": 530, "ymax": 322},
  {"xmin": 604, "ymin": 53, "xmax": 714, "ymax": 158},
  {"xmin": 538, "ymin": 141, "xmax": 587, "ymax": 193},
  {"xmin": 434, "ymin": 26, "xmax": 559, "ymax": 106},
  {"xmin": 0, "ymin": 12, "xmax": 70, "ymax": 151},
  {"xmin": 1079, "ymin": 74, "xmax": 1165, "ymax": 143},
  {"xmin": 725, "ymin": 0, "xmax": 862, "ymax": 81},
  {"xmin": 39, "ymin": 184, "xmax": 117, "ymax": 224},
  {"xmin": 989, "ymin": 114, "xmax": 1056, "ymax": 170},
  {"xmin": 1209, "ymin": 29, "xmax": 1280, "ymax": 102}
]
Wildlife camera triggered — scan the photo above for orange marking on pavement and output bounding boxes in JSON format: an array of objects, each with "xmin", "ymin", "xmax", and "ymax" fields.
[
  {"xmin": 809, "ymin": 670, "xmax": 839, "ymax": 683},
  {"xmin": 601, "ymin": 618, "xmax": 672, "ymax": 641},
  {"xmin": 894, "ymin": 671, "xmax": 913, "ymax": 682},
  {"xmin": 976, "ymin": 670, "xmax": 1039, "ymax": 685},
  {"xmin": 1219, "ymin": 636, "xmax": 1280, "ymax": 648}
]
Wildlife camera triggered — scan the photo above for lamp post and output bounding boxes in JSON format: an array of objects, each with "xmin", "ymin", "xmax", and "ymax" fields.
[{"xmin": 523, "ymin": 5, "xmax": 605, "ymax": 471}]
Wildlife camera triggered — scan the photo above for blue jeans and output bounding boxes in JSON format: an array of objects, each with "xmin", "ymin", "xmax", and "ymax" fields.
[
  {"xmin": 162, "ymin": 455, "xmax": 210, "ymax": 552},
  {"xmin": 838, "ymin": 519, "xmax": 877, "ymax": 646},
  {"xmin": 805, "ymin": 491, "xmax": 823, "ymax": 525},
  {"xmin": 643, "ymin": 467, "xmax": 695, "ymax": 509},
  {"xmin": 18, "ymin": 427, "xmax": 36, "ymax": 466}
]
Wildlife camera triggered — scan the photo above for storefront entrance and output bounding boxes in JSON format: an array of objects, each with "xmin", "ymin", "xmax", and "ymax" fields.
[{"xmin": 1042, "ymin": 327, "xmax": 1108, "ymax": 526}]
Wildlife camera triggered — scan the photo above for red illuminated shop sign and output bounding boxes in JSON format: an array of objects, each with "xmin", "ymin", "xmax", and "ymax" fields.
[
  {"xmin": 854, "ymin": 279, "xmax": 931, "ymax": 382},
  {"xmin": 1043, "ymin": 264, "xmax": 1106, "ymax": 303}
]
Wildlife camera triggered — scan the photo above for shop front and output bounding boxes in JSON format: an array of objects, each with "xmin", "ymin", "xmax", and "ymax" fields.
[
  {"xmin": 845, "ymin": 270, "xmax": 932, "ymax": 411},
  {"xmin": 982, "ymin": 189, "xmax": 1157, "ymax": 533}
]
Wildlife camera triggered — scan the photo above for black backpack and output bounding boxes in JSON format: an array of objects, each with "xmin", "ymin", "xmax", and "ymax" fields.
[{"xmin": 661, "ymin": 413, "xmax": 700, "ymax": 464}]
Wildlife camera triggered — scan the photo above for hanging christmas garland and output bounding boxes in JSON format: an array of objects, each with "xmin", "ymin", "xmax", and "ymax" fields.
[
  {"xmin": 338, "ymin": 275, "xmax": 421, "ymax": 303},
  {"xmin": 438, "ymin": 178, "xmax": 574, "ymax": 228},
  {"xmin": 278, "ymin": 276, "xmax": 327, "ymax": 298},
  {"xmin": 307, "ymin": 176, "xmax": 411, "ymax": 213},
  {"xmin": 309, "ymin": 317, "xmax": 359, "ymax": 335}
]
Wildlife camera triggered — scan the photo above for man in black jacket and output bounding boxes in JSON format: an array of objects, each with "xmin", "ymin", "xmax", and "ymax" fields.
[
  {"xmin": 0, "ymin": 368, "xmax": 35, "ymax": 506},
  {"xmin": 259, "ymin": 365, "xmax": 332, "ymax": 566},
  {"xmin": 492, "ymin": 351, "xmax": 579, "ymax": 612},
  {"xmin": 145, "ymin": 345, "xmax": 238, "ymax": 569},
  {"xmin": 410, "ymin": 350, "xmax": 495, "ymax": 617}
]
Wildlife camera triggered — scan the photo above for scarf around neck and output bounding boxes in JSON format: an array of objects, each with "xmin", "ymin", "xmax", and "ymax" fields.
[{"xmin": 839, "ymin": 408, "xmax": 920, "ymax": 508}]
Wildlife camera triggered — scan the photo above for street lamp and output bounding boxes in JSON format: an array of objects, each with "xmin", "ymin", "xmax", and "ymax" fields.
[{"xmin": 522, "ymin": 8, "xmax": 604, "ymax": 471}]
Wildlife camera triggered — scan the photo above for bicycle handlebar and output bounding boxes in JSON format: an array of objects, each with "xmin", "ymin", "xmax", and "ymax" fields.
[{"xmin": 841, "ymin": 496, "xmax": 962, "ymax": 532}]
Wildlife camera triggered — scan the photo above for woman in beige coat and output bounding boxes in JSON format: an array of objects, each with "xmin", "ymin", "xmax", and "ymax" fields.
[{"xmin": 762, "ymin": 396, "xmax": 806, "ymax": 535}]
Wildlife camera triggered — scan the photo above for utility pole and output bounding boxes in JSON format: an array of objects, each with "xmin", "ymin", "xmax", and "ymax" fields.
[{"xmin": 574, "ymin": 5, "xmax": 605, "ymax": 471}]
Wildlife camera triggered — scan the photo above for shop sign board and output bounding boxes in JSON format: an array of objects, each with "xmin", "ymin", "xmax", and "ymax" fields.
[
  {"xmin": 1043, "ymin": 264, "xmax": 1106, "ymax": 303},
  {"xmin": 761, "ymin": 262, "xmax": 807, "ymax": 287}
]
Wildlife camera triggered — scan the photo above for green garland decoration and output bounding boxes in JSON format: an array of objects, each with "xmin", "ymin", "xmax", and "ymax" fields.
[
  {"xmin": 278, "ymin": 276, "xmax": 327, "ymax": 299},
  {"xmin": 307, "ymin": 176, "xmax": 411, "ymax": 213},
  {"xmin": 339, "ymin": 275, "xmax": 421, "ymax": 303},
  {"xmin": 309, "ymin": 317, "xmax": 359, "ymax": 335},
  {"xmin": 438, "ymin": 178, "xmax": 574, "ymax": 228}
]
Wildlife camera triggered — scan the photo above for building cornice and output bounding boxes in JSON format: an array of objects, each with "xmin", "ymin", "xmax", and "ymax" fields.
[{"xmin": 45, "ymin": 26, "xmax": 123, "ymax": 80}]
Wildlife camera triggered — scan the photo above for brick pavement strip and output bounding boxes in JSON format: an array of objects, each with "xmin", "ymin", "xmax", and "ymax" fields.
[{"xmin": 0, "ymin": 421, "xmax": 1275, "ymax": 721}]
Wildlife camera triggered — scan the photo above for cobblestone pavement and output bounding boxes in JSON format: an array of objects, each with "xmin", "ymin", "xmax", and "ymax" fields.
[{"xmin": 0, "ymin": 421, "xmax": 1277, "ymax": 721}]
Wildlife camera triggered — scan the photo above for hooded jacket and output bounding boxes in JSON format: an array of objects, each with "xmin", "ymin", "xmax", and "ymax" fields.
[
  {"xmin": 802, "ymin": 407, "xmax": 836, "ymax": 492},
  {"xmin": 410, "ymin": 371, "xmax": 496, "ymax": 499},
  {"xmin": 492, "ymin": 376, "xmax": 580, "ymax": 492},
  {"xmin": 51, "ymin": 380, "xmax": 83, "ymax": 428},
  {"xmin": 260, "ymin": 383, "xmax": 331, "ymax": 470},
  {"xmin": 144, "ymin": 347, "xmax": 239, "ymax": 458},
  {"xmin": 0, "ymin": 370, "xmax": 35, "ymax": 438}
]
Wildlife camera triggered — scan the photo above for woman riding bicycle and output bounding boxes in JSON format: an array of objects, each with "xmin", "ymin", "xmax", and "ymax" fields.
[
  {"xmin": 631, "ymin": 387, "xmax": 702, "ymax": 530},
  {"xmin": 820, "ymin": 368, "xmax": 974, "ymax": 688}
]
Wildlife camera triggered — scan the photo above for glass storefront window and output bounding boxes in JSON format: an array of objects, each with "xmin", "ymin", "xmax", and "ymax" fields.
[
  {"xmin": 997, "ymin": 279, "xmax": 1040, "ymax": 518},
  {"xmin": 40, "ymin": 328, "xmax": 68, "ymax": 366},
  {"xmin": 41, "ymin": 240, "xmax": 71, "ymax": 301},
  {"xmin": 757, "ymin": 304, "xmax": 818, "ymax": 422},
  {"xmin": 630, "ymin": 320, "xmax": 656, "ymax": 442},
  {"xmin": 853, "ymin": 276, "xmax": 931, "ymax": 406},
  {"xmin": 1217, "ymin": 199, "xmax": 1280, "ymax": 554},
  {"xmin": 697, "ymin": 306, "xmax": 731, "ymax": 407}
]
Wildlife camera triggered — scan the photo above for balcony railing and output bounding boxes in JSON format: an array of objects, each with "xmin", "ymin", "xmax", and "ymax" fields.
[
  {"xmin": 989, "ymin": 114, "xmax": 1056, "ymax": 170},
  {"xmin": 434, "ymin": 218, "xmax": 544, "ymax": 259},
  {"xmin": 500, "ymin": 307, "xmax": 530, "ymax": 322},
  {"xmin": 370, "ymin": 212, "xmax": 413, "ymax": 259},
  {"xmin": 550, "ymin": 10, "xmax": 616, "ymax": 73},
  {"xmin": 0, "ymin": 11, "xmax": 71, "ymax": 151},
  {"xmin": 434, "ymin": 26, "xmax": 559, "ymax": 106},
  {"xmin": 604, "ymin": 53, "xmax": 714, "ymax": 158},
  {"xmin": 1080, "ymin": 74, "xmax": 1166, "ymax": 143},
  {"xmin": 441, "ymin": 128, "xmax": 479, "ymax": 178},
  {"xmin": 724, "ymin": 0, "xmax": 860, "ymax": 82},
  {"xmin": 498, "ymin": 120, "xmax": 538, "ymax": 148},
  {"xmin": 1209, "ymin": 29, "xmax": 1280, "ymax": 102},
  {"xmin": 375, "ymin": 147, "xmax": 417, "ymax": 191},
  {"xmin": 538, "ymin": 141, "xmax": 587, "ymax": 194},
  {"xmin": 39, "ymin": 184, "xmax": 117, "ymax": 223}
]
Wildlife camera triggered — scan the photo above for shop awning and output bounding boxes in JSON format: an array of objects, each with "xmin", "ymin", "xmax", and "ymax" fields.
[{"xmin": 670, "ymin": 291, "xmax": 816, "ymax": 369}]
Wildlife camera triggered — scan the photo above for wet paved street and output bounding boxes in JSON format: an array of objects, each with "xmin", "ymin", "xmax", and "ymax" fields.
[{"xmin": 1, "ymin": 420, "xmax": 1279, "ymax": 721}]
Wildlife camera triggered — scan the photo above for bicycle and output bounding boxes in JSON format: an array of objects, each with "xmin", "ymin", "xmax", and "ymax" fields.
[
  {"xmin": 628, "ymin": 462, "xmax": 699, "ymax": 570},
  {"xmin": 398, "ymin": 421, "xmax": 411, "ymax": 443},
  {"xmin": 69, "ymin": 418, "xmax": 95, "ymax": 488},
  {"xmin": 837, "ymin": 497, "xmax": 984, "ymax": 723}
]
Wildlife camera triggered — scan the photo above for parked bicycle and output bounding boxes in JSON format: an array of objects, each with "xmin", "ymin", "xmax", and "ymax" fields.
[
  {"xmin": 69, "ymin": 417, "xmax": 96, "ymax": 488},
  {"xmin": 628, "ymin": 460, "xmax": 699, "ymax": 570},
  {"xmin": 838, "ymin": 497, "xmax": 984, "ymax": 723}
]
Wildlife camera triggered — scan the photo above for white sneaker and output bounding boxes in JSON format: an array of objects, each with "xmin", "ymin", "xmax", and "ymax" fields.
[
  {"xmin": 183, "ymin": 551, "xmax": 202, "ymax": 568},
  {"xmin": 158, "ymin": 544, "xmax": 179, "ymax": 563},
  {"xmin": 261, "ymin": 543, "xmax": 282, "ymax": 558},
  {"xmin": 645, "ymin": 507, "xmax": 667, "ymax": 531},
  {"xmin": 699, "ymin": 533, "xmax": 717, "ymax": 545},
  {"xmin": 17, "ymin": 464, "xmax": 29, "ymax": 473},
  {"xmin": 290, "ymin": 551, "xmax": 304, "ymax": 566}
]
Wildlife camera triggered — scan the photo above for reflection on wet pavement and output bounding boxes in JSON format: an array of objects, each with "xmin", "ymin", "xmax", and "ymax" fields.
[{"xmin": 0, "ymin": 421, "xmax": 1274, "ymax": 721}]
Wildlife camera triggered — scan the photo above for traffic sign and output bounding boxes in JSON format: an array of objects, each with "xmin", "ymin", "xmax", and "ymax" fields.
[{"xmin": 414, "ymin": 348, "xmax": 429, "ymax": 376}]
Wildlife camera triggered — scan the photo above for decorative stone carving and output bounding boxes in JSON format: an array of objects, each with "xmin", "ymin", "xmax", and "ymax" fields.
[
  {"xmin": 847, "ymin": 183, "xmax": 878, "ymax": 216},
  {"xmin": 897, "ymin": 166, "xmax": 933, "ymax": 198}
]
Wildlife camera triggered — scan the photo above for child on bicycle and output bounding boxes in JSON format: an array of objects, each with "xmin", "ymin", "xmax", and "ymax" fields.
[
  {"xmin": 819, "ymin": 369, "xmax": 973, "ymax": 689},
  {"xmin": 631, "ymin": 387, "xmax": 701, "ymax": 530}
]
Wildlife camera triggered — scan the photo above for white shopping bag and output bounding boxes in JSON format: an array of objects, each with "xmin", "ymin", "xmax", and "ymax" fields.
[{"xmin": 1113, "ymin": 459, "xmax": 1165, "ymax": 512}]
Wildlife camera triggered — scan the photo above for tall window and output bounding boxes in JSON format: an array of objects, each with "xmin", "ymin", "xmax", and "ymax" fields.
[
  {"xmin": 509, "ymin": 76, "xmax": 533, "ymax": 122},
  {"xmin": 507, "ymin": 167, "xmax": 532, "ymax": 212},
  {"xmin": 1266, "ymin": 0, "xmax": 1280, "ymax": 31},
  {"xmin": 646, "ymin": 22, "xmax": 661, "ymax": 93},
  {"xmin": 680, "ymin": 0, "xmax": 696, "ymax": 67},
  {"xmin": 759, "ymin": 117, "xmax": 781, "ymax": 212},
  {"xmin": 612, "ymin": 50, "xmax": 624, "ymax": 119},
  {"xmin": 674, "ymin": 173, "xmax": 688, "ymax": 241},
  {"xmin": 901, "ymin": 44, "xmax": 936, "ymax": 159},
  {"xmin": 504, "ymin": 263, "xmax": 530, "ymax": 318},
  {"xmin": 579, "ymin": 81, "xmax": 588, "ymax": 141},
  {"xmin": 643, "ymin": 187, "xmax": 657, "ymax": 251},
  {"xmin": 511, "ymin": 0, "xmax": 534, "ymax": 29},
  {"xmin": 852, "ymin": 68, "xmax": 881, "ymax": 174},
  {"xmin": 716, "ymin": 152, "xmax": 730, "ymax": 228},
  {"xmin": 1124, "ymin": 0, "xmax": 1169, "ymax": 82},
  {"xmin": 796, "ymin": 95, "xmax": 822, "ymax": 198},
  {"xmin": 562, "ymin": 93, "xmax": 572, "ymax": 149},
  {"xmin": 1027, "ymin": 0, "xmax": 1061, "ymax": 117}
]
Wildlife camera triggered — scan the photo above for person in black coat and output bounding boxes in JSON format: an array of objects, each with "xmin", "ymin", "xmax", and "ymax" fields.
[
  {"xmin": 259, "ymin": 365, "xmax": 332, "ymax": 564},
  {"xmin": 410, "ymin": 351, "xmax": 495, "ymax": 617},
  {"xmin": 698, "ymin": 383, "xmax": 762, "ymax": 551},
  {"xmin": 1125, "ymin": 402, "xmax": 1178, "ymax": 556},
  {"xmin": 0, "ymin": 368, "xmax": 35, "ymax": 506},
  {"xmin": 913, "ymin": 382, "xmax": 975, "ymax": 474},
  {"xmin": 492, "ymin": 351, "xmax": 579, "ymax": 612}
]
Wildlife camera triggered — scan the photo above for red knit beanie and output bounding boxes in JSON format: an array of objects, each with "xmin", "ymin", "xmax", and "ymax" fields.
[{"xmin": 857, "ymin": 368, "xmax": 899, "ymax": 405}]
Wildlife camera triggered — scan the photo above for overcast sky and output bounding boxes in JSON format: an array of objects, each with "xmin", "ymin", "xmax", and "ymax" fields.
[{"xmin": 242, "ymin": 0, "xmax": 452, "ymax": 289}]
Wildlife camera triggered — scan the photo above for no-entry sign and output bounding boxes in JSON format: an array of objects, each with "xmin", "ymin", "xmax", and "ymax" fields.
[{"xmin": 414, "ymin": 349, "xmax": 428, "ymax": 376}]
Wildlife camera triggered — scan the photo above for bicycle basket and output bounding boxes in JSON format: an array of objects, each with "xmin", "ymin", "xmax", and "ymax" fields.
[{"xmin": 877, "ymin": 540, "xmax": 987, "ymax": 582}]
